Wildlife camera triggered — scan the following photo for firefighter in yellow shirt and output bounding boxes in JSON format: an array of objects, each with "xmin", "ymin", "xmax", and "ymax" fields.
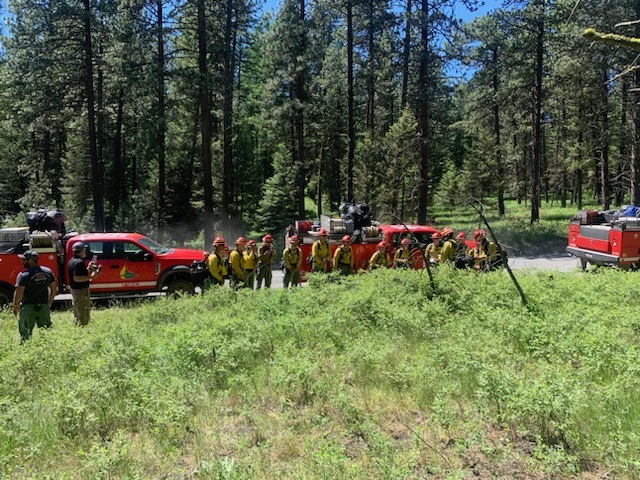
[
  {"xmin": 394, "ymin": 237, "xmax": 414, "ymax": 268},
  {"xmin": 311, "ymin": 228, "xmax": 331, "ymax": 272},
  {"xmin": 228, "ymin": 237, "xmax": 247, "ymax": 289},
  {"xmin": 469, "ymin": 229, "xmax": 499, "ymax": 271},
  {"xmin": 282, "ymin": 235, "xmax": 303, "ymax": 288},
  {"xmin": 369, "ymin": 241, "xmax": 391, "ymax": 270},
  {"xmin": 424, "ymin": 232, "xmax": 442, "ymax": 264},
  {"xmin": 333, "ymin": 235, "xmax": 355, "ymax": 275},
  {"xmin": 439, "ymin": 227, "xmax": 456, "ymax": 264},
  {"xmin": 243, "ymin": 239, "xmax": 258, "ymax": 289},
  {"xmin": 205, "ymin": 237, "xmax": 228, "ymax": 287}
]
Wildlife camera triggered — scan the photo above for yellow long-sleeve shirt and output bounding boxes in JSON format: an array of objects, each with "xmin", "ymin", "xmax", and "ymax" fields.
[
  {"xmin": 333, "ymin": 245, "xmax": 354, "ymax": 269},
  {"xmin": 311, "ymin": 240, "xmax": 331, "ymax": 269},
  {"xmin": 243, "ymin": 250, "xmax": 258, "ymax": 270},
  {"xmin": 228, "ymin": 249, "xmax": 245, "ymax": 278},
  {"xmin": 283, "ymin": 246, "xmax": 302, "ymax": 270},
  {"xmin": 206, "ymin": 252, "xmax": 227, "ymax": 283},
  {"xmin": 439, "ymin": 240, "xmax": 455, "ymax": 263},
  {"xmin": 369, "ymin": 251, "xmax": 391, "ymax": 269},
  {"xmin": 394, "ymin": 247, "xmax": 412, "ymax": 267}
]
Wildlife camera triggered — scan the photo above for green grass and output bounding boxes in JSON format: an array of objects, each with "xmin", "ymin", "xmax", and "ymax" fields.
[{"xmin": 1, "ymin": 267, "xmax": 640, "ymax": 478}]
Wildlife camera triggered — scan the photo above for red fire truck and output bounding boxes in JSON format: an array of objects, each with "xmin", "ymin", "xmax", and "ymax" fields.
[
  {"xmin": 0, "ymin": 228, "xmax": 206, "ymax": 306},
  {"xmin": 291, "ymin": 214, "xmax": 441, "ymax": 275},
  {"xmin": 567, "ymin": 210, "xmax": 640, "ymax": 269}
]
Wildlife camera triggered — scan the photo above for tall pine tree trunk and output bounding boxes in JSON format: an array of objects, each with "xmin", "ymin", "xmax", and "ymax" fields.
[
  {"xmin": 599, "ymin": 64, "xmax": 610, "ymax": 209},
  {"xmin": 157, "ymin": 0, "xmax": 166, "ymax": 240},
  {"xmin": 83, "ymin": 0, "xmax": 105, "ymax": 231},
  {"xmin": 416, "ymin": 0, "xmax": 430, "ymax": 225},
  {"xmin": 530, "ymin": 0, "xmax": 544, "ymax": 223},
  {"xmin": 347, "ymin": 0, "xmax": 355, "ymax": 203},
  {"xmin": 401, "ymin": 0, "xmax": 411, "ymax": 111},
  {"xmin": 222, "ymin": 0, "xmax": 235, "ymax": 223},
  {"xmin": 296, "ymin": 0, "xmax": 306, "ymax": 218},
  {"xmin": 366, "ymin": 0, "xmax": 375, "ymax": 131},
  {"xmin": 198, "ymin": 0, "xmax": 214, "ymax": 248},
  {"xmin": 492, "ymin": 47, "xmax": 504, "ymax": 217},
  {"xmin": 617, "ymin": 78, "xmax": 628, "ymax": 206}
]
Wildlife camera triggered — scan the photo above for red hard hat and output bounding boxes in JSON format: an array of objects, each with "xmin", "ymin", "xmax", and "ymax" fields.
[
  {"xmin": 378, "ymin": 241, "xmax": 386, "ymax": 248},
  {"xmin": 400, "ymin": 238, "xmax": 411, "ymax": 245},
  {"xmin": 441, "ymin": 227, "xmax": 454, "ymax": 237},
  {"xmin": 431, "ymin": 232, "xmax": 441, "ymax": 240},
  {"xmin": 473, "ymin": 229, "xmax": 485, "ymax": 240},
  {"xmin": 213, "ymin": 236, "xmax": 225, "ymax": 245},
  {"xmin": 290, "ymin": 235, "xmax": 299, "ymax": 243},
  {"xmin": 263, "ymin": 234, "xmax": 273, "ymax": 243},
  {"xmin": 236, "ymin": 236, "xmax": 246, "ymax": 244},
  {"xmin": 318, "ymin": 228, "xmax": 328, "ymax": 236},
  {"xmin": 342, "ymin": 235, "xmax": 351, "ymax": 242},
  {"xmin": 247, "ymin": 239, "xmax": 256, "ymax": 246},
  {"xmin": 456, "ymin": 232, "xmax": 466, "ymax": 240}
]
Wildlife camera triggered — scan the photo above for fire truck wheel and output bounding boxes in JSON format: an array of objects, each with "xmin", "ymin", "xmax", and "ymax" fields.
[
  {"xmin": 166, "ymin": 279, "xmax": 195, "ymax": 297},
  {"xmin": 0, "ymin": 286, "xmax": 11, "ymax": 308}
]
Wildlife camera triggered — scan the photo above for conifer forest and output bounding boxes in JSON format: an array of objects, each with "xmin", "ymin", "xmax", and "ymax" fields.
[{"xmin": 0, "ymin": 0, "xmax": 636, "ymax": 244}]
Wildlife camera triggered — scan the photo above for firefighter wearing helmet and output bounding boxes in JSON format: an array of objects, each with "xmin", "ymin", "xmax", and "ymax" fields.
[
  {"xmin": 469, "ymin": 229, "xmax": 499, "ymax": 271},
  {"xmin": 282, "ymin": 235, "xmax": 303, "ymax": 288},
  {"xmin": 228, "ymin": 237, "xmax": 247, "ymax": 289},
  {"xmin": 333, "ymin": 235, "xmax": 355, "ymax": 275},
  {"xmin": 454, "ymin": 232, "xmax": 472, "ymax": 269},
  {"xmin": 311, "ymin": 228, "xmax": 331, "ymax": 273},
  {"xmin": 257, "ymin": 234, "xmax": 276, "ymax": 289},
  {"xmin": 439, "ymin": 227, "xmax": 456, "ymax": 264},
  {"xmin": 205, "ymin": 236, "xmax": 228, "ymax": 287},
  {"xmin": 243, "ymin": 240, "xmax": 258, "ymax": 289},
  {"xmin": 369, "ymin": 241, "xmax": 391, "ymax": 270},
  {"xmin": 394, "ymin": 237, "xmax": 414, "ymax": 268},
  {"xmin": 424, "ymin": 232, "xmax": 443, "ymax": 264}
]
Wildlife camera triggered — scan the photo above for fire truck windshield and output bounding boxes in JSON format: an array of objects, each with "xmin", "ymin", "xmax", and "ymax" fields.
[{"xmin": 138, "ymin": 237, "xmax": 171, "ymax": 254}]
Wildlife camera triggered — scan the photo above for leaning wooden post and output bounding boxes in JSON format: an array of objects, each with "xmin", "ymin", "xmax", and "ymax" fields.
[{"xmin": 469, "ymin": 199, "xmax": 528, "ymax": 307}]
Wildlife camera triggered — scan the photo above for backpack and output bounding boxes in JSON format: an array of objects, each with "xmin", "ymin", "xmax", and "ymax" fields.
[{"xmin": 189, "ymin": 259, "xmax": 210, "ymax": 287}]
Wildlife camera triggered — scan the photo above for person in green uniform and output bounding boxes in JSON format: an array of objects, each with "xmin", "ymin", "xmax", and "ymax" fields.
[
  {"xmin": 257, "ymin": 234, "xmax": 276, "ymax": 289},
  {"xmin": 243, "ymin": 240, "xmax": 258, "ymax": 289},
  {"xmin": 205, "ymin": 237, "xmax": 228, "ymax": 287},
  {"xmin": 228, "ymin": 237, "xmax": 247, "ymax": 289},
  {"xmin": 394, "ymin": 237, "xmax": 414, "ymax": 268},
  {"xmin": 369, "ymin": 241, "xmax": 391, "ymax": 270}
]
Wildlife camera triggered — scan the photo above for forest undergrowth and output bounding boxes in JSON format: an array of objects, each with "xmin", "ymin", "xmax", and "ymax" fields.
[{"xmin": 1, "ymin": 266, "xmax": 639, "ymax": 479}]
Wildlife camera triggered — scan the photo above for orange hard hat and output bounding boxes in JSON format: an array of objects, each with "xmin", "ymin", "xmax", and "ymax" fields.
[
  {"xmin": 441, "ymin": 227, "xmax": 454, "ymax": 237},
  {"xmin": 400, "ymin": 238, "xmax": 411, "ymax": 245},
  {"xmin": 473, "ymin": 229, "xmax": 485, "ymax": 240},
  {"xmin": 431, "ymin": 232, "xmax": 441, "ymax": 240},
  {"xmin": 290, "ymin": 235, "xmax": 299, "ymax": 243},
  {"xmin": 247, "ymin": 239, "xmax": 256, "ymax": 246},
  {"xmin": 212, "ymin": 236, "xmax": 225, "ymax": 245},
  {"xmin": 236, "ymin": 236, "xmax": 246, "ymax": 244},
  {"xmin": 377, "ymin": 241, "xmax": 387, "ymax": 248},
  {"xmin": 456, "ymin": 232, "xmax": 466, "ymax": 240},
  {"xmin": 342, "ymin": 235, "xmax": 351, "ymax": 242},
  {"xmin": 263, "ymin": 234, "xmax": 273, "ymax": 243},
  {"xmin": 318, "ymin": 228, "xmax": 328, "ymax": 236}
]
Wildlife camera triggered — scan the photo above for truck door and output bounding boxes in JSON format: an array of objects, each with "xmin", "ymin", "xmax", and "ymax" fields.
[{"xmin": 103, "ymin": 241, "xmax": 157, "ymax": 292}]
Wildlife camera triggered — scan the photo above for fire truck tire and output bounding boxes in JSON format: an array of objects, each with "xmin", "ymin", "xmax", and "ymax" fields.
[
  {"xmin": 166, "ymin": 279, "xmax": 195, "ymax": 297},
  {"xmin": 0, "ymin": 286, "xmax": 12, "ymax": 308}
]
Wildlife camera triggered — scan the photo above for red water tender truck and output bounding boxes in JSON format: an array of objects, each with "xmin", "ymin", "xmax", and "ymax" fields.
[
  {"xmin": 0, "ymin": 229, "xmax": 206, "ymax": 306},
  {"xmin": 292, "ymin": 217, "xmax": 441, "ymax": 275},
  {"xmin": 567, "ymin": 210, "xmax": 640, "ymax": 269}
]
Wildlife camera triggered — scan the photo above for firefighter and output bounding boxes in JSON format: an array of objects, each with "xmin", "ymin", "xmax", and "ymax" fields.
[
  {"xmin": 243, "ymin": 240, "xmax": 258, "ymax": 289},
  {"xmin": 205, "ymin": 237, "xmax": 228, "ymax": 287},
  {"xmin": 67, "ymin": 241, "xmax": 101, "ymax": 326},
  {"xmin": 12, "ymin": 250, "xmax": 57, "ymax": 342},
  {"xmin": 469, "ymin": 229, "xmax": 499, "ymax": 271},
  {"xmin": 257, "ymin": 234, "xmax": 276, "ymax": 289},
  {"xmin": 439, "ymin": 227, "xmax": 456, "ymax": 264},
  {"xmin": 282, "ymin": 235, "xmax": 302, "ymax": 288},
  {"xmin": 229, "ymin": 237, "xmax": 247, "ymax": 289},
  {"xmin": 454, "ymin": 232, "xmax": 471, "ymax": 269},
  {"xmin": 369, "ymin": 241, "xmax": 391, "ymax": 270},
  {"xmin": 311, "ymin": 228, "xmax": 331, "ymax": 273},
  {"xmin": 333, "ymin": 235, "xmax": 355, "ymax": 275},
  {"xmin": 424, "ymin": 232, "xmax": 442, "ymax": 264},
  {"xmin": 394, "ymin": 237, "xmax": 414, "ymax": 268}
]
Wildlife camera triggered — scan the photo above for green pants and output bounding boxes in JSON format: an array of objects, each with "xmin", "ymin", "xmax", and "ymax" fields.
[
  {"xmin": 19, "ymin": 303, "xmax": 51, "ymax": 341},
  {"xmin": 230, "ymin": 274, "xmax": 246, "ymax": 290},
  {"xmin": 245, "ymin": 269, "xmax": 255, "ymax": 289},
  {"xmin": 71, "ymin": 288, "xmax": 91, "ymax": 326},
  {"xmin": 337, "ymin": 263, "xmax": 351, "ymax": 275},
  {"xmin": 283, "ymin": 268, "xmax": 300, "ymax": 288},
  {"xmin": 256, "ymin": 264, "xmax": 272, "ymax": 288}
]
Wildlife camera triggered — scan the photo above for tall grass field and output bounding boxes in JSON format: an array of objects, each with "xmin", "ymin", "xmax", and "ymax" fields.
[{"xmin": 1, "ymin": 264, "xmax": 640, "ymax": 479}]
